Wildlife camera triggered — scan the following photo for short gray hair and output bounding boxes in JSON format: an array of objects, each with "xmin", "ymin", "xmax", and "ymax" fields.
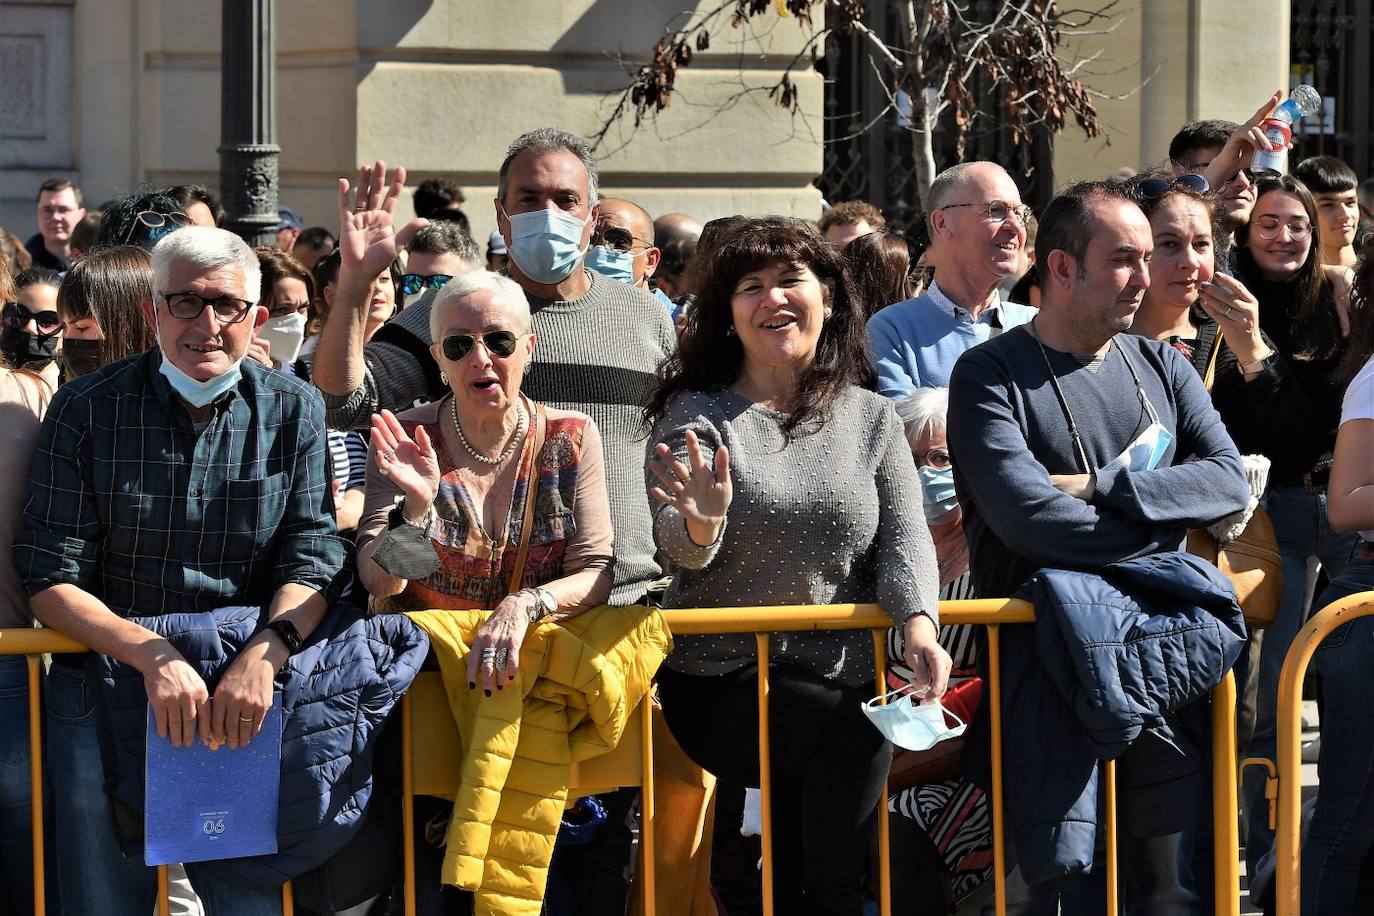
[
  {"xmin": 151, "ymin": 226, "xmax": 262, "ymax": 304},
  {"xmin": 894, "ymin": 388, "xmax": 949, "ymax": 450},
  {"xmin": 497, "ymin": 127, "xmax": 599, "ymax": 207},
  {"xmin": 429, "ymin": 270, "xmax": 532, "ymax": 340}
]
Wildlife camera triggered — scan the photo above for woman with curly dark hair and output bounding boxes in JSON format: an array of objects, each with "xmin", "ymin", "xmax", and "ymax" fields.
[
  {"xmin": 1303, "ymin": 236, "xmax": 1374, "ymax": 915},
  {"xmin": 643, "ymin": 217, "xmax": 948, "ymax": 913}
]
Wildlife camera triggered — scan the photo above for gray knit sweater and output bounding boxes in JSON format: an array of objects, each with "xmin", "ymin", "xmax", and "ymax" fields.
[
  {"xmin": 650, "ymin": 386, "xmax": 940, "ymax": 686},
  {"xmin": 322, "ymin": 270, "xmax": 675, "ymax": 605}
]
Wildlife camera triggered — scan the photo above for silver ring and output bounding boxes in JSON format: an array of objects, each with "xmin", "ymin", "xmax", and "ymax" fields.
[
  {"xmin": 378, "ymin": 466, "xmax": 390, "ymax": 477},
  {"xmin": 238, "ymin": 714, "xmax": 253, "ymax": 722},
  {"xmin": 494, "ymin": 648, "xmax": 510, "ymax": 670},
  {"xmin": 481, "ymin": 647, "xmax": 497, "ymax": 659}
]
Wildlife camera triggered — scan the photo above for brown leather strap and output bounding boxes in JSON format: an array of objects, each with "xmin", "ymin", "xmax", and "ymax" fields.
[
  {"xmin": 1203, "ymin": 331, "xmax": 1223, "ymax": 391},
  {"xmin": 506, "ymin": 402, "xmax": 546, "ymax": 596}
]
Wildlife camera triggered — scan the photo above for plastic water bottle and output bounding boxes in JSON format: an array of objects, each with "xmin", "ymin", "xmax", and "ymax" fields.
[{"xmin": 1252, "ymin": 86, "xmax": 1322, "ymax": 174}]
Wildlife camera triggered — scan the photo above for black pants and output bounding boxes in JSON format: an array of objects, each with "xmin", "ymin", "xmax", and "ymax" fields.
[{"xmin": 657, "ymin": 663, "xmax": 891, "ymax": 916}]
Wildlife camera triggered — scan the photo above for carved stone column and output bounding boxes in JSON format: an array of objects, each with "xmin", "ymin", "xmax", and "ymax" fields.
[{"xmin": 218, "ymin": 0, "xmax": 278, "ymax": 247}]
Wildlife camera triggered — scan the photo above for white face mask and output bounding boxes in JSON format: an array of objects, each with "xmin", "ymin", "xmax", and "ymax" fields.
[
  {"xmin": 256, "ymin": 311, "xmax": 307, "ymax": 366},
  {"xmin": 860, "ymin": 684, "xmax": 967, "ymax": 752}
]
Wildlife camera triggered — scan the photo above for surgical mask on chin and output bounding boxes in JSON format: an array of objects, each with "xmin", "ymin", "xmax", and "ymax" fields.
[
  {"xmin": 154, "ymin": 316, "xmax": 245, "ymax": 408},
  {"xmin": 860, "ymin": 685, "xmax": 967, "ymax": 752},
  {"xmin": 584, "ymin": 245, "xmax": 636, "ymax": 285},
  {"xmin": 256, "ymin": 311, "xmax": 307, "ymax": 366},
  {"xmin": 501, "ymin": 206, "xmax": 589, "ymax": 285},
  {"xmin": 917, "ymin": 464, "xmax": 959, "ymax": 523},
  {"xmin": 1101, "ymin": 422, "xmax": 1174, "ymax": 474}
]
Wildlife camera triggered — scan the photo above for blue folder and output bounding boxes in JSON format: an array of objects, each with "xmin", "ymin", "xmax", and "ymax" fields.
[{"xmin": 144, "ymin": 694, "xmax": 283, "ymax": 866}]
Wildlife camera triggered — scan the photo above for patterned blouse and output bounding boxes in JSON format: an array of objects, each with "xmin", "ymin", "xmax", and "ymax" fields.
[{"xmin": 357, "ymin": 396, "xmax": 614, "ymax": 612}]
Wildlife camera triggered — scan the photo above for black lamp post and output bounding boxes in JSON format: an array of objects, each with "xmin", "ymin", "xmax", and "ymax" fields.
[{"xmin": 218, "ymin": 0, "xmax": 279, "ymax": 247}]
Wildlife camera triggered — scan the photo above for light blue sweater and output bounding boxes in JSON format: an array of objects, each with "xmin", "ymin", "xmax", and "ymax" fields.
[{"xmin": 867, "ymin": 283, "xmax": 1038, "ymax": 397}]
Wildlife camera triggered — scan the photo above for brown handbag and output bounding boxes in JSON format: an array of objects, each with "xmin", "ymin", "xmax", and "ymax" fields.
[
  {"xmin": 1187, "ymin": 338, "xmax": 1284, "ymax": 628},
  {"xmin": 506, "ymin": 402, "xmax": 547, "ymax": 596}
]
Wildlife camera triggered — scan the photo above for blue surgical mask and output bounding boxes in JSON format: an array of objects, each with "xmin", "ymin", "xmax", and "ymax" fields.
[
  {"xmin": 1101, "ymin": 422, "xmax": 1174, "ymax": 474},
  {"xmin": 860, "ymin": 685, "xmax": 967, "ymax": 752},
  {"xmin": 154, "ymin": 306, "xmax": 247, "ymax": 408},
  {"xmin": 584, "ymin": 244, "xmax": 636, "ymax": 284},
  {"xmin": 917, "ymin": 464, "xmax": 959, "ymax": 523},
  {"xmin": 500, "ymin": 206, "xmax": 589, "ymax": 285}
]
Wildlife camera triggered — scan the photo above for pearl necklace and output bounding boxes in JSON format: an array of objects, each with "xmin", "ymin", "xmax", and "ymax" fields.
[{"xmin": 451, "ymin": 397, "xmax": 525, "ymax": 465}]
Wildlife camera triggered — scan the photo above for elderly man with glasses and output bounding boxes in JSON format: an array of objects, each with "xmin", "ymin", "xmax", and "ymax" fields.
[
  {"xmin": 13, "ymin": 226, "xmax": 353, "ymax": 916},
  {"xmin": 867, "ymin": 161, "xmax": 1039, "ymax": 398}
]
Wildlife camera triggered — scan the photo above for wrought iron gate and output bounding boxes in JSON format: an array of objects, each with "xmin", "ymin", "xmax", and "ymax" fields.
[{"xmin": 1289, "ymin": 1, "xmax": 1373, "ymax": 177}]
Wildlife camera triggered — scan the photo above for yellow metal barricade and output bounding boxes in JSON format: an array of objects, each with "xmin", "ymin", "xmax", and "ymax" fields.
[
  {"xmin": 1, "ymin": 597, "xmax": 1245, "ymax": 916},
  {"xmin": 1271, "ymin": 589, "xmax": 1374, "ymax": 915}
]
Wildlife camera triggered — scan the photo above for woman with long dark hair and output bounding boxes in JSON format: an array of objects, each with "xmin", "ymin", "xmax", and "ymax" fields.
[
  {"xmin": 1303, "ymin": 235, "xmax": 1374, "ymax": 915},
  {"xmin": 1230, "ymin": 174, "xmax": 1359, "ymax": 878},
  {"xmin": 644, "ymin": 217, "xmax": 948, "ymax": 913},
  {"xmin": 845, "ymin": 229, "xmax": 915, "ymax": 318}
]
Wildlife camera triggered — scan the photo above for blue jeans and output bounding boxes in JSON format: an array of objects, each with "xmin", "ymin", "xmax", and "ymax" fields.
[
  {"xmin": 1301, "ymin": 552, "xmax": 1374, "ymax": 915},
  {"xmin": 45, "ymin": 661, "xmax": 281, "ymax": 916},
  {"xmin": 0, "ymin": 654, "xmax": 56, "ymax": 915},
  {"xmin": 1241, "ymin": 487, "xmax": 1360, "ymax": 877}
]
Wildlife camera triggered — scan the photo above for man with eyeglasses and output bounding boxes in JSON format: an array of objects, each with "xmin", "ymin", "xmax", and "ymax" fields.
[
  {"xmin": 867, "ymin": 162, "xmax": 1038, "ymax": 397},
  {"xmin": 14, "ymin": 225, "xmax": 349, "ymax": 916},
  {"xmin": 25, "ymin": 178, "xmax": 86, "ymax": 273}
]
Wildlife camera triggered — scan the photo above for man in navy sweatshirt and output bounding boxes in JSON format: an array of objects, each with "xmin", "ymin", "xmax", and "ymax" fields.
[{"xmin": 947, "ymin": 180, "xmax": 1250, "ymax": 913}]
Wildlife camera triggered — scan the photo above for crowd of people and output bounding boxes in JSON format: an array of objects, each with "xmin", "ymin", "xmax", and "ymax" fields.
[{"xmin": 0, "ymin": 87, "xmax": 1372, "ymax": 916}]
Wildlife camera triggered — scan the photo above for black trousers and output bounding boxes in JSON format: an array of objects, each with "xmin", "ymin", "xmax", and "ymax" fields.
[{"xmin": 656, "ymin": 663, "xmax": 892, "ymax": 916}]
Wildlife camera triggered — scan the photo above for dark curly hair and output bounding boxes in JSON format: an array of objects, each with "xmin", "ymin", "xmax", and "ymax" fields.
[{"xmin": 644, "ymin": 216, "xmax": 874, "ymax": 439}]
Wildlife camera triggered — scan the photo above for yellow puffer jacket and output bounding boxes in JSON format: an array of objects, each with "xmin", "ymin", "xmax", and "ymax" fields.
[{"xmin": 407, "ymin": 605, "xmax": 672, "ymax": 915}]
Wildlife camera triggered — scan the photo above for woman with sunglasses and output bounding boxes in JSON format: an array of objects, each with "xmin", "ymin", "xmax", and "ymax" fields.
[
  {"xmin": 355, "ymin": 268, "xmax": 613, "ymax": 671},
  {"xmin": 1225, "ymin": 174, "xmax": 1360, "ymax": 879},
  {"xmin": 643, "ymin": 217, "xmax": 947, "ymax": 913},
  {"xmin": 0, "ymin": 256, "xmax": 55, "ymax": 916},
  {"xmin": 4, "ymin": 266, "xmax": 64, "ymax": 387}
]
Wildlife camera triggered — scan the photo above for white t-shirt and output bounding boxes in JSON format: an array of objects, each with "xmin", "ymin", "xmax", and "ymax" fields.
[{"xmin": 1339, "ymin": 355, "xmax": 1374, "ymax": 541}]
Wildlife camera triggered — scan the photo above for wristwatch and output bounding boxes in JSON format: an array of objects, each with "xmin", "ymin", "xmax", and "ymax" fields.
[
  {"xmin": 526, "ymin": 587, "xmax": 557, "ymax": 622},
  {"xmin": 265, "ymin": 619, "xmax": 304, "ymax": 655},
  {"xmin": 1238, "ymin": 351, "xmax": 1275, "ymax": 375}
]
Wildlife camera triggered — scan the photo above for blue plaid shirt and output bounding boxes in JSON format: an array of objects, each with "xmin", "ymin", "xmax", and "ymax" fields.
[{"xmin": 14, "ymin": 349, "xmax": 346, "ymax": 617}]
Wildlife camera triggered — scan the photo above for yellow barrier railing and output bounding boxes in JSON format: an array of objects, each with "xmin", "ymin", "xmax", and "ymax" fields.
[
  {"xmin": 1271, "ymin": 589, "xmax": 1374, "ymax": 915},
  {"xmin": 1, "ymin": 597, "xmax": 1244, "ymax": 916}
]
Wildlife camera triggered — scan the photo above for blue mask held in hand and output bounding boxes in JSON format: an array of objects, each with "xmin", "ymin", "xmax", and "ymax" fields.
[
  {"xmin": 917, "ymin": 464, "xmax": 959, "ymax": 523},
  {"xmin": 860, "ymin": 684, "xmax": 967, "ymax": 752},
  {"xmin": 584, "ymin": 245, "xmax": 636, "ymax": 285},
  {"xmin": 500, "ymin": 206, "xmax": 589, "ymax": 285}
]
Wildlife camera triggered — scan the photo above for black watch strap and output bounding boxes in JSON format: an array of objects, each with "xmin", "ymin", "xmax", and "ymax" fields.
[{"xmin": 265, "ymin": 619, "xmax": 303, "ymax": 654}]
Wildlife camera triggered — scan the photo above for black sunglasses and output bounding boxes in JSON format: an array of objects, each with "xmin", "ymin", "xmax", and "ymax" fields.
[
  {"xmin": 1136, "ymin": 173, "xmax": 1211, "ymax": 199},
  {"xmin": 441, "ymin": 330, "xmax": 521, "ymax": 361},
  {"xmin": 590, "ymin": 226, "xmax": 645, "ymax": 253},
  {"xmin": 2, "ymin": 302, "xmax": 64, "ymax": 335}
]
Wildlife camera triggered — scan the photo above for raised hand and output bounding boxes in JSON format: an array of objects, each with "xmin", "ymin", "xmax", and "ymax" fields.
[
  {"xmin": 1204, "ymin": 92, "xmax": 1283, "ymax": 192},
  {"xmin": 337, "ymin": 160, "xmax": 428, "ymax": 289},
  {"xmin": 649, "ymin": 429, "xmax": 732, "ymax": 547},
  {"xmin": 371, "ymin": 409, "xmax": 441, "ymax": 520}
]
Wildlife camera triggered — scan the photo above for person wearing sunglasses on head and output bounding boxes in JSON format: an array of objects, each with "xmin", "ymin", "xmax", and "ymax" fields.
[
  {"xmin": 1168, "ymin": 117, "xmax": 1258, "ymax": 272},
  {"xmin": 866, "ymin": 161, "xmax": 1038, "ymax": 399},
  {"xmin": 1223, "ymin": 173, "xmax": 1361, "ymax": 883},
  {"xmin": 93, "ymin": 191, "xmax": 192, "ymax": 252},
  {"xmin": 4, "ymin": 266, "xmax": 64, "ymax": 387}
]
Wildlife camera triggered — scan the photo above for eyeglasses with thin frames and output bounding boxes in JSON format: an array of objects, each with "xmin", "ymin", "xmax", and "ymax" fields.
[
  {"xmin": 937, "ymin": 200, "xmax": 1033, "ymax": 227},
  {"xmin": 1252, "ymin": 217, "xmax": 1312, "ymax": 241}
]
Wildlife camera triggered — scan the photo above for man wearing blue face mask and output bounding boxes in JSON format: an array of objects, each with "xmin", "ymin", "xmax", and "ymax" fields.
[
  {"xmin": 14, "ymin": 226, "xmax": 350, "ymax": 915},
  {"xmin": 584, "ymin": 197, "xmax": 679, "ymax": 316}
]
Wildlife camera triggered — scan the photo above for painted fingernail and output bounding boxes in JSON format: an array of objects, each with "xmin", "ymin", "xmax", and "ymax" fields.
[
  {"xmin": 468, "ymin": 682, "xmax": 476, "ymax": 689},
  {"xmin": 496, "ymin": 685, "xmax": 503, "ymax": 691},
  {"xmin": 484, "ymin": 689, "xmax": 491, "ymax": 697}
]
